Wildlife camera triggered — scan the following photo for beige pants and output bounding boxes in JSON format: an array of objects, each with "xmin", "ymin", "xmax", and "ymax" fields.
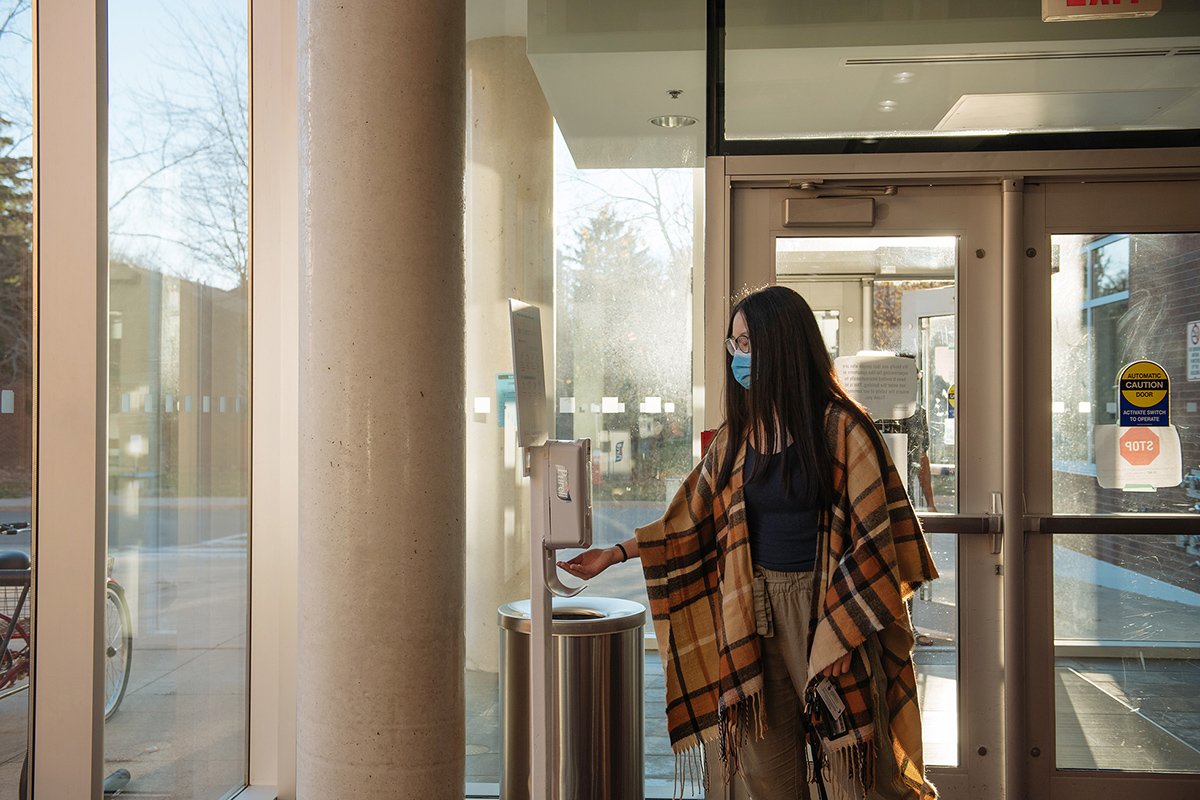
[
  {"xmin": 741, "ymin": 566, "xmax": 902, "ymax": 800},
  {"xmin": 740, "ymin": 566, "xmax": 818, "ymax": 800}
]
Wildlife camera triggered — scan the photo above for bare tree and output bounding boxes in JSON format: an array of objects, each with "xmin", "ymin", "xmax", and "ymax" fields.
[
  {"xmin": 0, "ymin": 1, "xmax": 32, "ymax": 151},
  {"xmin": 109, "ymin": 3, "xmax": 248, "ymax": 287},
  {"xmin": 555, "ymin": 167, "xmax": 698, "ymax": 492},
  {"xmin": 561, "ymin": 167, "xmax": 695, "ymax": 275}
]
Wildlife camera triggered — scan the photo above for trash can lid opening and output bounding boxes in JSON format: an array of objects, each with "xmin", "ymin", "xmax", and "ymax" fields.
[
  {"xmin": 553, "ymin": 609, "xmax": 606, "ymax": 621},
  {"xmin": 497, "ymin": 596, "xmax": 647, "ymax": 635}
]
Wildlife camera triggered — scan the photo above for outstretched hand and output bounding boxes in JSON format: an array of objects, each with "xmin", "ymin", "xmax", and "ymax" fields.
[{"xmin": 557, "ymin": 548, "xmax": 619, "ymax": 581}]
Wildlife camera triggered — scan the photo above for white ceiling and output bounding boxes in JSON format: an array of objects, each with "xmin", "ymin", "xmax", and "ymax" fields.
[
  {"xmin": 725, "ymin": 36, "xmax": 1200, "ymax": 140},
  {"xmin": 478, "ymin": 1, "xmax": 1200, "ymax": 169}
]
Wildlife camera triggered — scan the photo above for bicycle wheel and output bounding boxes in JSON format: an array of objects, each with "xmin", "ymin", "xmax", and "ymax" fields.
[
  {"xmin": 104, "ymin": 581, "xmax": 133, "ymax": 720},
  {"xmin": 0, "ymin": 612, "xmax": 30, "ymax": 694}
]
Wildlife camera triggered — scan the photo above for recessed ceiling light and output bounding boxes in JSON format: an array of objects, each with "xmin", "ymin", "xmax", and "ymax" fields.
[
  {"xmin": 878, "ymin": 100, "xmax": 898, "ymax": 113},
  {"xmin": 650, "ymin": 115, "xmax": 697, "ymax": 128},
  {"xmin": 892, "ymin": 72, "xmax": 916, "ymax": 84}
]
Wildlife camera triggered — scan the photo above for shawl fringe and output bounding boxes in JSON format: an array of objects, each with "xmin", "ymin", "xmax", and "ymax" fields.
[
  {"xmin": 809, "ymin": 738, "xmax": 874, "ymax": 800},
  {"xmin": 718, "ymin": 690, "xmax": 764, "ymax": 780},
  {"xmin": 669, "ymin": 689, "xmax": 768, "ymax": 796},
  {"xmin": 669, "ymin": 719, "xmax": 716, "ymax": 797}
]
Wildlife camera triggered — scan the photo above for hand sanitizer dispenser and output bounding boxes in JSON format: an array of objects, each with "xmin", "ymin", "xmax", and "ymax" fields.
[
  {"xmin": 528, "ymin": 438, "xmax": 591, "ymax": 597},
  {"xmin": 542, "ymin": 439, "xmax": 592, "ymax": 549},
  {"xmin": 509, "ymin": 299, "xmax": 593, "ymax": 800}
]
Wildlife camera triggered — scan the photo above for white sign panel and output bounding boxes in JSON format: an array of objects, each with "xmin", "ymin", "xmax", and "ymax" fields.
[
  {"xmin": 1189, "ymin": 320, "xmax": 1200, "ymax": 382},
  {"xmin": 834, "ymin": 355, "xmax": 918, "ymax": 419},
  {"xmin": 509, "ymin": 299, "xmax": 548, "ymax": 447},
  {"xmin": 1095, "ymin": 424, "xmax": 1183, "ymax": 490},
  {"xmin": 1043, "ymin": 0, "xmax": 1160, "ymax": 22},
  {"xmin": 881, "ymin": 432, "xmax": 908, "ymax": 481}
]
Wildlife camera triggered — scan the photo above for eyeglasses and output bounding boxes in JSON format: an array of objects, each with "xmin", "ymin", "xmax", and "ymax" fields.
[{"xmin": 725, "ymin": 335, "xmax": 751, "ymax": 355}]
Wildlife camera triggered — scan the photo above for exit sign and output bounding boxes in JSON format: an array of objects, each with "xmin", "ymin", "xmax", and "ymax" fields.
[{"xmin": 1043, "ymin": 0, "xmax": 1161, "ymax": 21}]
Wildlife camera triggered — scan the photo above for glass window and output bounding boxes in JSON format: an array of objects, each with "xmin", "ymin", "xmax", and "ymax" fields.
[
  {"xmin": 1051, "ymin": 234, "xmax": 1200, "ymax": 513},
  {"xmin": 0, "ymin": 1, "xmax": 32, "ymax": 794},
  {"xmin": 776, "ymin": 236, "xmax": 958, "ymax": 766},
  {"xmin": 1053, "ymin": 533, "xmax": 1200, "ymax": 773},
  {"xmin": 553, "ymin": 130, "xmax": 702, "ymax": 795},
  {"xmin": 462, "ymin": 24, "xmax": 703, "ymax": 787},
  {"xmin": 106, "ymin": 2, "xmax": 249, "ymax": 796},
  {"xmin": 776, "ymin": 237, "xmax": 957, "ymax": 514},
  {"xmin": 1051, "ymin": 232, "xmax": 1200, "ymax": 772},
  {"xmin": 723, "ymin": 2, "xmax": 1200, "ymax": 144}
]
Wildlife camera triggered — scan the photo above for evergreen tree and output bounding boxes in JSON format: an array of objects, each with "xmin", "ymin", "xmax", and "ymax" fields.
[
  {"xmin": 0, "ymin": 119, "xmax": 31, "ymax": 386},
  {"xmin": 558, "ymin": 205, "xmax": 691, "ymax": 491}
]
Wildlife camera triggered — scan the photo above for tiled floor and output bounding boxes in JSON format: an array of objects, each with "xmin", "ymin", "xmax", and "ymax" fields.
[
  {"xmin": 1056, "ymin": 657, "xmax": 1200, "ymax": 771},
  {"xmin": 466, "ymin": 648, "xmax": 1200, "ymax": 797},
  {"xmin": 466, "ymin": 650, "xmax": 703, "ymax": 798}
]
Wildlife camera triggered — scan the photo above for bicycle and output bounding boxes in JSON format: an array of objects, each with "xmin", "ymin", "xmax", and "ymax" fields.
[
  {"xmin": 1, "ymin": 522, "xmax": 135, "ymax": 797},
  {"xmin": 0, "ymin": 522, "xmax": 133, "ymax": 717}
]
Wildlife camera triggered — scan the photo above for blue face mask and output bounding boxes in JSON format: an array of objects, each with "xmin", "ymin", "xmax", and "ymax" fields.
[{"xmin": 731, "ymin": 351, "xmax": 751, "ymax": 389}]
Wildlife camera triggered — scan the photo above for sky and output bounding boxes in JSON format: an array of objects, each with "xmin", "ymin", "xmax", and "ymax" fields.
[
  {"xmin": 0, "ymin": 1, "xmax": 31, "ymax": 156},
  {"xmin": 0, "ymin": 1, "xmax": 246, "ymax": 289},
  {"xmin": 4, "ymin": 1, "xmax": 695, "ymax": 292}
]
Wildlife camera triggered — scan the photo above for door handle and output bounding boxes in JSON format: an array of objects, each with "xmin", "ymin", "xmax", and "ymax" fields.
[
  {"xmin": 916, "ymin": 491, "xmax": 1004, "ymax": 554},
  {"xmin": 989, "ymin": 491, "xmax": 1003, "ymax": 555}
]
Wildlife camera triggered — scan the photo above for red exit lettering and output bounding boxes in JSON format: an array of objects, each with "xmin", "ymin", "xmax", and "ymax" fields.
[{"xmin": 1067, "ymin": 1, "xmax": 1140, "ymax": 5}]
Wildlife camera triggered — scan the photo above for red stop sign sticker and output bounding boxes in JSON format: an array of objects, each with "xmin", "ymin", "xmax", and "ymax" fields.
[{"xmin": 1119, "ymin": 427, "xmax": 1160, "ymax": 466}]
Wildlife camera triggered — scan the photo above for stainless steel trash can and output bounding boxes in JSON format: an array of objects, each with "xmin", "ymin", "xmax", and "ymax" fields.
[{"xmin": 498, "ymin": 596, "xmax": 646, "ymax": 800}]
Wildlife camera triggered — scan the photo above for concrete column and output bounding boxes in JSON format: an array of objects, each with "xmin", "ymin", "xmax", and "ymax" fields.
[
  {"xmin": 297, "ymin": 2, "xmax": 465, "ymax": 798},
  {"xmin": 464, "ymin": 36, "xmax": 554, "ymax": 672}
]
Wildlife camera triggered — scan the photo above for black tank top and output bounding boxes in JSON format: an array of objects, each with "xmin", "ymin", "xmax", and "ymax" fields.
[{"xmin": 742, "ymin": 443, "xmax": 820, "ymax": 572}]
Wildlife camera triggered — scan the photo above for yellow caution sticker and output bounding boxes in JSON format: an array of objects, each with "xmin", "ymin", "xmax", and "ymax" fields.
[{"xmin": 1118, "ymin": 360, "xmax": 1170, "ymax": 427}]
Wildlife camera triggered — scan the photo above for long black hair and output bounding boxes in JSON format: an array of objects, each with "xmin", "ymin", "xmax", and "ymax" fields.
[{"xmin": 713, "ymin": 285, "xmax": 873, "ymax": 505}]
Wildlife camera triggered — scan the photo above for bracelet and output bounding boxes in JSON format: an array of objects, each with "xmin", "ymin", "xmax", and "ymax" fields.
[{"xmin": 614, "ymin": 542, "xmax": 629, "ymax": 563}]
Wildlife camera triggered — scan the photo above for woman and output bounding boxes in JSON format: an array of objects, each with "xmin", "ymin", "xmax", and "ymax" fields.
[{"xmin": 559, "ymin": 286, "xmax": 938, "ymax": 800}]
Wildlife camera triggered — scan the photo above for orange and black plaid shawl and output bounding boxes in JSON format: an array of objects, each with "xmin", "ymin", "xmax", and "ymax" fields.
[{"xmin": 636, "ymin": 404, "xmax": 938, "ymax": 798}]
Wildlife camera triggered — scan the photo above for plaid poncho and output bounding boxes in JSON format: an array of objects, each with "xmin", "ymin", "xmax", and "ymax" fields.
[{"xmin": 635, "ymin": 403, "xmax": 938, "ymax": 798}]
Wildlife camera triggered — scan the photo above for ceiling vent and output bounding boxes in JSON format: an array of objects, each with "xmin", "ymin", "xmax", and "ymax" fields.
[{"xmin": 844, "ymin": 48, "xmax": 1184, "ymax": 66}]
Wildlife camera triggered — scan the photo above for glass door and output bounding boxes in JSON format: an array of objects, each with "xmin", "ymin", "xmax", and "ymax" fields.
[
  {"xmin": 1023, "ymin": 179, "xmax": 1200, "ymax": 800},
  {"xmin": 0, "ymin": 1, "xmax": 33, "ymax": 794},
  {"xmin": 726, "ymin": 182, "xmax": 1005, "ymax": 798},
  {"xmin": 105, "ymin": 2, "xmax": 251, "ymax": 796}
]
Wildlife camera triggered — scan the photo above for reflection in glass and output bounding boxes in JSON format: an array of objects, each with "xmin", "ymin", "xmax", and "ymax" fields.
[
  {"xmin": 724, "ymin": 3, "xmax": 1200, "ymax": 142},
  {"xmin": 1051, "ymin": 233, "xmax": 1200, "ymax": 514},
  {"xmin": 460, "ymin": 21, "xmax": 702, "ymax": 790},
  {"xmin": 553, "ymin": 136, "xmax": 699, "ymax": 619},
  {"xmin": 1053, "ymin": 534, "xmax": 1200, "ymax": 772},
  {"xmin": 0, "ymin": 0, "xmax": 32, "ymax": 795},
  {"xmin": 553, "ymin": 128, "xmax": 703, "ymax": 798},
  {"xmin": 106, "ymin": 2, "xmax": 249, "ymax": 797},
  {"xmin": 1089, "ymin": 236, "xmax": 1130, "ymax": 299},
  {"xmin": 775, "ymin": 236, "xmax": 959, "ymax": 765},
  {"xmin": 1051, "ymin": 232, "xmax": 1200, "ymax": 771},
  {"xmin": 776, "ymin": 238, "xmax": 956, "ymax": 513},
  {"xmin": 912, "ymin": 533, "xmax": 958, "ymax": 768}
]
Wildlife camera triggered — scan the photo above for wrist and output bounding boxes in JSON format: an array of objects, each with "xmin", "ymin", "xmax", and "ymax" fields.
[{"xmin": 611, "ymin": 543, "xmax": 628, "ymax": 563}]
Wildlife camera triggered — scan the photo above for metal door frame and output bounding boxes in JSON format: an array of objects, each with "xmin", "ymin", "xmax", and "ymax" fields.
[
  {"xmin": 719, "ymin": 172, "xmax": 1007, "ymax": 800},
  {"xmin": 1021, "ymin": 177, "xmax": 1200, "ymax": 800},
  {"xmin": 705, "ymin": 147, "xmax": 1200, "ymax": 800}
]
